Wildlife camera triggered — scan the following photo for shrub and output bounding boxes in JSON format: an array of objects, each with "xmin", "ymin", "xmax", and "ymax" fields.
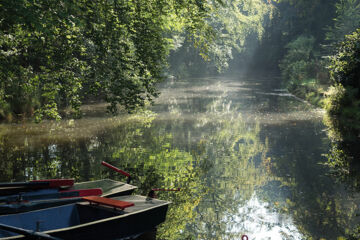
[
  {"xmin": 280, "ymin": 36, "xmax": 316, "ymax": 84},
  {"xmin": 326, "ymin": 28, "xmax": 360, "ymax": 122}
]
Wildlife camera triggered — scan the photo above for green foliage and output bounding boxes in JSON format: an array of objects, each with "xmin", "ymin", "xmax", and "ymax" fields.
[
  {"xmin": 325, "ymin": 29, "xmax": 360, "ymax": 122},
  {"xmin": 168, "ymin": 0, "xmax": 273, "ymax": 77},
  {"xmin": 348, "ymin": 226, "xmax": 360, "ymax": 240},
  {"xmin": 0, "ymin": 0, "xmax": 234, "ymax": 121},
  {"xmin": 0, "ymin": 1, "xmax": 86, "ymax": 120},
  {"xmin": 273, "ymin": 0, "xmax": 360, "ymax": 111},
  {"xmin": 279, "ymin": 36, "xmax": 329, "ymax": 106},
  {"xmin": 326, "ymin": 0, "xmax": 360, "ymax": 44},
  {"xmin": 324, "ymin": 84, "xmax": 360, "ymax": 122},
  {"xmin": 0, "ymin": 0, "xmax": 276, "ymax": 121},
  {"xmin": 251, "ymin": 0, "xmax": 337, "ymax": 71},
  {"xmin": 324, "ymin": 144, "xmax": 350, "ymax": 175},
  {"xmin": 271, "ymin": 0, "xmax": 337, "ymax": 40},
  {"xmin": 329, "ymin": 29, "xmax": 360, "ymax": 87},
  {"xmin": 321, "ymin": 29, "xmax": 360, "ymax": 239},
  {"xmin": 278, "ymin": 35, "xmax": 328, "ymax": 106},
  {"xmin": 206, "ymin": 0, "xmax": 272, "ymax": 69},
  {"xmin": 280, "ymin": 35, "xmax": 317, "ymax": 84}
]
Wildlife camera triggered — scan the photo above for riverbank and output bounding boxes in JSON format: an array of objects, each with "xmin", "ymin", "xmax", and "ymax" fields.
[{"xmin": 285, "ymin": 80, "xmax": 329, "ymax": 109}]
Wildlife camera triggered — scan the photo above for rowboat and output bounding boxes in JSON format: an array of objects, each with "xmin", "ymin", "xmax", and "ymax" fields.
[
  {"xmin": 0, "ymin": 179, "xmax": 137, "ymax": 215},
  {"xmin": 0, "ymin": 195, "xmax": 169, "ymax": 240},
  {"xmin": 0, "ymin": 161, "xmax": 134, "ymax": 197}
]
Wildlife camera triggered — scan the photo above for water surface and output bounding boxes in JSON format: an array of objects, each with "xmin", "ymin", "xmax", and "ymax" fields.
[{"xmin": 0, "ymin": 75, "xmax": 359, "ymax": 239}]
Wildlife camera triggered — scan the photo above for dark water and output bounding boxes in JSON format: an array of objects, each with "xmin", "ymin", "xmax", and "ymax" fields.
[{"xmin": 0, "ymin": 75, "xmax": 359, "ymax": 239}]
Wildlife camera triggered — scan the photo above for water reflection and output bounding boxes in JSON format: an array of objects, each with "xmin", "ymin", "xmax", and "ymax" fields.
[
  {"xmin": 227, "ymin": 193, "xmax": 303, "ymax": 240},
  {"xmin": 1, "ymin": 76, "xmax": 360, "ymax": 239},
  {"xmin": 322, "ymin": 113, "xmax": 360, "ymax": 239},
  {"xmin": 182, "ymin": 115, "xmax": 269, "ymax": 239}
]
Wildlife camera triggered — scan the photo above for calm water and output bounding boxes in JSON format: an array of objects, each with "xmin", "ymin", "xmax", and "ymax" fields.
[{"xmin": 0, "ymin": 75, "xmax": 359, "ymax": 239}]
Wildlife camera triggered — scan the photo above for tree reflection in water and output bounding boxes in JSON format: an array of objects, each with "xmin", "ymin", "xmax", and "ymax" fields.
[
  {"xmin": 323, "ymin": 114, "xmax": 360, "ymax": 239},
  {"xmin": 3, "ymin": 76, "xmax": 360, "ymax": 239},
  {"xmin": 0, "ymin": 107, "xmax": 275, "ymax": 239}
]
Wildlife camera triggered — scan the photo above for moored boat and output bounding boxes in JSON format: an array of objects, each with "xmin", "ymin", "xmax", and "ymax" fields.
[
  {"xmin": 0, "ymin": 195, "xmax": 169, "ymax": 240},
  {"xmin": 0, "ymin": 179, "xmax": 137, "ymax": 215},
  {"xmin": 0, "ymin": 161, "xmax": 134, "ymax": 198}
]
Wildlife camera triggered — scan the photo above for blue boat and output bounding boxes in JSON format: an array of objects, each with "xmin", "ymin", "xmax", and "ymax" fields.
[{"xmin": 0, "ymin": 195, "xmax": 169, "ymax": 240}]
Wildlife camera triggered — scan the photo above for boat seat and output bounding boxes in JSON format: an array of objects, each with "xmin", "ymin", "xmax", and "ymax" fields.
[{"xmin": 83, "ymin": 196, "xmax": 134, "ymax": 210}]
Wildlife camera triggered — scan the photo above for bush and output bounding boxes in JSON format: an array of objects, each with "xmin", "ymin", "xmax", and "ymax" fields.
[
  {"xmin": 279, "ymin": 35, "xmax": 330, "ymax": 107},
  {"xmin": 280, "ymin": 35, "xmax": 329, "ymax": 95},
  {"xmin": 326, "ymin": 28, "xmax": 360, "ymax": 122},
  {"xmin": 280, "ymin": 36, "xmax": 317, "ymax": 85}
]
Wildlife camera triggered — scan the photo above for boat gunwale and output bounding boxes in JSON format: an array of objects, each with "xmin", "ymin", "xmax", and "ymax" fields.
[
  {"xmin": 73, "ymin": 179, "xmax": 137, "ymax": 197},
  {"xmin": 0, "ymin": 195, "xmax": 170, "ymax": 240}
]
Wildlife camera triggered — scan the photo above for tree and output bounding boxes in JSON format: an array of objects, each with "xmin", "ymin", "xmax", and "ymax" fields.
[
  {"xmin": 0, "ymin": 0, "xmax": 273, "ymax": 121},
  {"xmin": 251, "ymin": 0, "xmax": 337, "ymax": 71},
  {"xmin": 326, "ymin": 0, "xmax": 360, "ymax": 45},
  {"xmin": 325, "ymin": 29, "xmax": 360, "ymax": 121},
  {"xmin": 169, "ymin": 0, "xmax": 272, "ymax": 77},
  {"xmin": 0, "ymin": 0, "xmax": 201, "ymax": 121},
  {"xmin": 323, "ymin": 29, "xmax": 360, "ymax": 197}
]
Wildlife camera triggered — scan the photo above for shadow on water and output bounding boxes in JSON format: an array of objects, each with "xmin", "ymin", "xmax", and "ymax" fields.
[{"xmin": 1, "ymin": 75, "xmax": 360, "ymax": 239}]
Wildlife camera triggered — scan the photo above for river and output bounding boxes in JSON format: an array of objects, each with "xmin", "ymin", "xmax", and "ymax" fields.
[{"xmin": 0, "ymin": 75, "xmax": 359, "ymax": 239}]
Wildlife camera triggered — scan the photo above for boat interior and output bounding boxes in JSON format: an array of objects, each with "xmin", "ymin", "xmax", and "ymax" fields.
[{"xmin": 0, "ymin": 203, "xmax": 118, "ymax": 237}]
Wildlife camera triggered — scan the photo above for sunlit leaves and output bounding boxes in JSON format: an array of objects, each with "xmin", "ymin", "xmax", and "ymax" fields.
[
  {"xmin": 322, "ymin": 31, "xmax": 360, "ymax": 228},
  {"xmin": 0, "ymin": 0, "xmax": 275, "ymax": 120},
  {"xmin": 1, "ymin": 0, "xmax": 238, "ymax": 121},
  {"xmin": 325, "ymin": 28, "xmax": 360, "ymax": 127},
  {"xmin": 326, "ymin": 0, "xmax": 360, "ymax": 44},
  {"xmin": 168, "ymin": 0, "xmax": 273, "ymax": 76}
]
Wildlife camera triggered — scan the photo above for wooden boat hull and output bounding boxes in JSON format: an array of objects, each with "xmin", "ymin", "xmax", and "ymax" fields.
[{"xmin": 0, "ymin": 195, "xmax": 169, "ymax": 240}]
